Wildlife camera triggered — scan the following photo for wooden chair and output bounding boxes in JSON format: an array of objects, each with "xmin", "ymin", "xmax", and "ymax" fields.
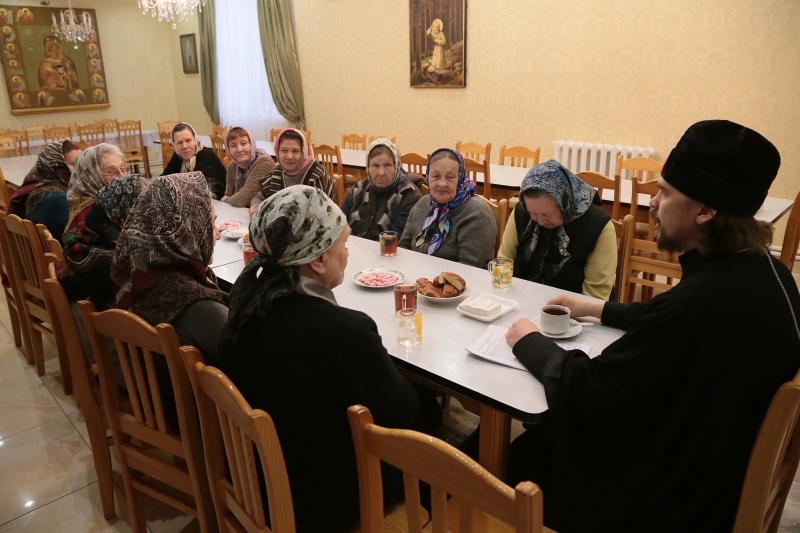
[
  {"xmin": 269, "ymin": 127, "xmax": 283, "ymax": 142},
  {"xmin": 369, "ymin": 134, "xmax": 397, "ymax": 144},
  {"xmin": 464, "ymin": 156, "xmax": 492, "ymax": 200},
  {"xmin": 4, "ymin": 129, "xmax": 30, "ymax": 155},
  {"xmin": 24, "ymin": 126, "xmax": 45, "ymax": 144},
  {"xmin": 159, "ymin": 129, "xmax": 175, "ymax": 168},
  {"xmin": 211, "ymin": 124, "xmax": 228, "ymax": 139},
  {"xmin": 630, "ymin": 177, "xmax": 660, "ymax": 240},
  {"xmin": 210, "ymin": 134, "xmax": 227, "ymax": 165},
  {"xmin": 618, "ymin": 214, "xmax": 682, "ymax": 303},
  {"xmin": 3, "ymin": 214, "xmax": 57, "ymax": 378},
  {"xmin": 342, "ymin": 133, "xmax": 367, "ymax": 150},
  {"xmin": 157, "ymin": 119, "xmax": 180, "ymax": 133},
  {"xmin": 314, "ymin": 144, "xmax": 345, "ymax": 206},
  {"xmin": 78, "ymin": 122, "xmax": 107, "ymax": 147},
  {"xmin": 42, "ymin": 262, "xmax": 116, "ymax": 519},
  {"xmin": 97, "ymin": 118, "xmax": 117, "ymax": 135},
  {"xmin": 499, "ymin": 145, "xmax": 541, "ymax": 168},
  {"xmin": 456, "ymin": 141, "xmax": 492, "ymax": 164},
  {"xmin": 731, "ymin": 369, "xmax": 800, "ymax": 533},
  {"xmin": 36, "ymin": 224, "xmax": 63, "ymax": 261},
  {"xmin": 43, "ymin": 126, "xmax": 73, "ymax": 146},
  {"xmin": 299, "ymin": 129, "xmax": 312, "ymax": 150},
  {"xmin": 0, "ymin": 136, "xmax": 20, "ymax": 158},
  {"xmin": 0, "ymin": 213, "xmax": 26, "ymax": 351},
  {"xmin": 52, "ymin": 122, "xmax": 79, "ymax": 137},
  {"xmin": 117, "ymin": 120, "xmax": 151, "ymax": 179},
  {"xmin": 348, "ymin": 404, "xmax": 550, "ymax": 533},
  {"xmin": 401, "ymin": 152, "xmax": 428, "ymax": 176},
  {"xmin": 78, "ymin": 301, "xmax": 217, "ymax": 533},
  {"xmin": 478, "ymin": 196, "xmax": 506, "ymax": 256},
  {"xmin": 577, "ymin": 170, "xmax": 621, "ymax": 222},
  {"xmin": 778, "ymin": 189, "xmax": 800, "ymax": 271},
  {"xmin": 615, "ymin": 154, "xmax": 662, "ymax": 183},
  {"xmin": 0, "ymin": 167, "xmax": 11, "ymax": 212},
  {"xmin": 181, "ymin": 348, "xmax": 296, "ymax": 533}
]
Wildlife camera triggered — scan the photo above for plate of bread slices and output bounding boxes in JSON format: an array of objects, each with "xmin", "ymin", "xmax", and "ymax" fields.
[{"xmin": 415, "ymin": 272, "xmax": 469, "ymax": 303}]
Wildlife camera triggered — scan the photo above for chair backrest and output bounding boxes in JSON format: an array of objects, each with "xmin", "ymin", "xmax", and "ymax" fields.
[
  {"xmin": 4, "ymin": 214, "xmax": 50, "ymax": 301},
  {"xmin": 159, "ymin": 129, "xmax": 175, "ymax": 168},
  {"xmin": 52, "ymin": 122, "xmax": 79, "ymax": 137},
  {"xmin": 0, "ymin": 167, "xmax": 10, "ymax": 211},
  {"xmin": 116, "ymin": 119, "xmax": 143, "ymax": 150},
  {"xmin": 630, "ymin": 178, "xmax": 660, "ymax": 241},
  {"xmin": 348, "ymin": 404, "xmax": 544, "ymax": 533},
  {"xmin": 400, "ymin": 152, "xmax": 427, "ymax": 177},
  {"xmin": 618, "ymin": 214, "xmax": 682, "ymax": 303},
  {"xmin": 157, "ymin": 119, "xmax": 180, "ymax": 133},
  {"xmin": 499, "ymin": 144, "xmax": 541, "ymax": 168},
  {"xmin": 779, "ymin": 189, "xmax": 800, "ymax": 271},
  {"xmin": 4, "ymin": 129, "xmax": 29, "ymax": 155},
  {"xmin": 77, "ymin": 301, "xmax": 216, "ymax": 530},
  {"xmin": 478, "ymin": 196, "xmax": 506, "ymax": 256},
  {"xmin": 43, "ymin": 126, "xmax": 73, "ymax": 147},
  {"xmin": 577, "ymin": 170, "xmax": 621, "ymax": 222},
  {"xmin": 269, "ymin": 127, "xmax": 283, "ymax": 142},
  {"xmin": 182, "ymin": 347, "xmax": 296, "ymax": 533},
  {"xmin": 464, "ymin": 156, "xmax": 491, "ymax": 200},
  {"xmin": 369, "ymin": 134, "xmax": 397, "ymax": 144},
  {"xmin": 211, "ymin": 124, "xmax": 228, "ymax": 139},
  {"xmin": 78, "ymin": 122, "xmax": 107, "ymax": 146},
  {"xmin": 314, "ymin": 144, "xmax": 345, "ymax": 205},
  {"xmin": 732, "ymin": 370, "xmax": 800, "ymax": 533},
  {"xmin": 24, "ymin": 125, "xmax": 45, "ymax": 142},
  {"xmin": 97, "ymin": 118, "xmax": 117, "ymax": 134},
  {"xmin": 456, "ymin": 141, "xmax": 492, "ymax": 164},
  {"xmin": 210, "ymin": 134, "xmax": 227, "ymax": 163},
  {"xmin": 35, "ymin": 223, "xmax": 63, "ymax": 261},
  {"xmin": 0, "ymin": 136, "xmax": 20, "ymax": 158},
  {"xmin": 616, "ymin": 154, "xmax": 662, "ymax": 183},
  {"xmin": 342, "ymin": 133, "xmax": 367, "ymax": 151}
]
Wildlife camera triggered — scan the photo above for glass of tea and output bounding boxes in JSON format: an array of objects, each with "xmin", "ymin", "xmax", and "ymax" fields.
[
  {"xmin": 242, "ymin": 243, "xmax": 257, "ymax": 265},
  {"xmin": 379, "ymin": 231, "xmax": 398, "ymax": 256},
  {"xmin": 394, "ymin": 283, "xmax": 418, "ymax": 311}
]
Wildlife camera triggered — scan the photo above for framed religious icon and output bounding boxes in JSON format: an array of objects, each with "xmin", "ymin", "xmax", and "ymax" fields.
[
  {"xmin": 180, "ymin": 33, "xmax": 198, "ymax": 74},
  {"xmin": 0, "ymin": 4, "xmax": 110, "ymax": 114},
  {"xmin": 409, "ymin": 0, "xmax": 466, "ymax": 88}
]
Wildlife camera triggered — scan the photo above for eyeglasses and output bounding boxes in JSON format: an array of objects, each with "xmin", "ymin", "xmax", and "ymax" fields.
[{"xmin": 101, "ymin": 166, "xmax": 127, "ymax": 179}]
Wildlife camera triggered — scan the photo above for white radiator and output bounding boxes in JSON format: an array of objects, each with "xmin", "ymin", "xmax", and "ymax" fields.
[{"xmin": 552, "ymin": 141, "xmax": 656, "ymax": 180}]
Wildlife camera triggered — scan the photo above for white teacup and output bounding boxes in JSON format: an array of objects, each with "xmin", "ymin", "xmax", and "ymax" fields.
[{"xmin": 540, "ymin": 305, "xmax": 571, "ymax": 335}]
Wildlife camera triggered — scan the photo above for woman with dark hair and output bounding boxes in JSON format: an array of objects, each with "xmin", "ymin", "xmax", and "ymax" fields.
[
  {"xmin": 220, "ymin": 125, "xmax": 275, "ymax": 209},
  {"xmin": 111, "ymin": 172, "xmax": 228, "ymax": 365},
  {"xmin": 221, "ymin": 185, "xmax": 420, "ymax": 533},
  {"xmin": 499, "ymin": 159, "xmax": 617, "ymax": 300},
  {"xmin": 251, "ymin": 128, "xmax": 334, "ymax": 208},
  {"xmin": 342, "ymin": 137, "xmax": 421, "ymax": 240},
  {"xmin": 399, "ymin": 147, "xmax": 496, "ymax": 267},
  {"xmin": 160, "ymin": 122, "xmax": 227, "ymax": 199}
]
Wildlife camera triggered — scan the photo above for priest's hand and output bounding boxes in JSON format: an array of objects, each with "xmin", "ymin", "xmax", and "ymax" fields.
[
  {"xmin": 547, "ymin": 294, "xmax": 604, "ymax": 320},
  {"xmin": 506, "ymin": 318, "xmax": 539, "ymax": 348}
]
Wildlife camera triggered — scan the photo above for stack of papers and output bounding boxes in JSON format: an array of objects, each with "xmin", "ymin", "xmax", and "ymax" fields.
[{"xmin": 466, "ymin": 325, "xmax": 592, "ymax": 370}]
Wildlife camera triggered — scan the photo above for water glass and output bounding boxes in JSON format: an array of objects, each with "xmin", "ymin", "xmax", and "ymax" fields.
[{"xmin": 396, "ymin": 308, "xmax": 422, "ymax": 348}]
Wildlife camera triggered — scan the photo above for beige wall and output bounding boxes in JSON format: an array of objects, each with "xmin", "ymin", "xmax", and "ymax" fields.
[
  {"xmin": 292, "ymin": 0, "xmax": 800, "ymax": 207},
  {"xmin": 0, "ymin": 0, "xmax": 210, "ymax": 134}
]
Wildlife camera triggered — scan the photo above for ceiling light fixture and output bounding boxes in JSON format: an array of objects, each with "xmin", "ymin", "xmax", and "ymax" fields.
[
  {"xmin": 50, "ymin": 0, "xmax": 95, "ymax": 43},
  {"xmin": 138, "ymin": 0, "xmax": 205, "ymax": 29}
]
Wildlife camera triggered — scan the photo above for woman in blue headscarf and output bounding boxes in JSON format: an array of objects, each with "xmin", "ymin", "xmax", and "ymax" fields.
[
  {"xmin": 499, "ymin": 159, "xmax": 617, "ymax": 299},
  {"xmin": 399, "ymin": 148, "xmax": 496, "ymax": 267}
]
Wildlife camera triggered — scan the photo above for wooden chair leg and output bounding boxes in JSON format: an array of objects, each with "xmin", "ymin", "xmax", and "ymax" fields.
[
  {"xmin": 17, "ymin": 309, "xmax": 35, "ymax": 366},
  {"xmin": 5, "ymin": 298, "xmax": 21, "ymax": 347},
  {"xmin": 30, "ymin": 326, "xmax": 45, "ymax": 376},
  {"xmin": 55, "ymin": 340, "xmax": 73, "ymax": 396},
  {"xmin": 126, "ymin": 479, "xmax": 149, "ymax": 533}
]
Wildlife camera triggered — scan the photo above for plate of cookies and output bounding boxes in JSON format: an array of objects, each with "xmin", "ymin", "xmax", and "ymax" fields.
[{"xmin": 416, "ymin": 272, "xmax": 469, "ymax": 304}]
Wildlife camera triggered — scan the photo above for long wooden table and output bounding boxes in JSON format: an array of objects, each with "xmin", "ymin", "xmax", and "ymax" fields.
[{"xmin": 211, "ymin": 228, "xmax": 626, "ymax": 476}]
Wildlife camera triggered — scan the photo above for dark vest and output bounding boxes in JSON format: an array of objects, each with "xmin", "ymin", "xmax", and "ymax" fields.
[{"xmin": 513, "ymin": 198, "xmax": 610, "ymax": 294}]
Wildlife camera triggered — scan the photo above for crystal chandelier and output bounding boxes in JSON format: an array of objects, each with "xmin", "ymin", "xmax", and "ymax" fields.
[
  {"xmin": 139, "ymin": 0, "xmax": 206, "ymax": 29},
  {"xmin": 50, "ymin": 0, "xmax": 95, "ymax": 43}
]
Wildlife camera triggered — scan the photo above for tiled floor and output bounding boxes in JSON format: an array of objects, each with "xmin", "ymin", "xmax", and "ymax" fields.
[{"xmin": 1, "ymin": 268, "xmax": 799, "ymax": 531}]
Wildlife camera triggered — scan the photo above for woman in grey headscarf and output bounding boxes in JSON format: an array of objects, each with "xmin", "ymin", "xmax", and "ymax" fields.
[
  {"xmin": 341, "ymin": 137, "xmax": 421, "ymax": 240},
  {"xmin": 221, "ymin": 185, "xmax": 420, "ymax": 533}
]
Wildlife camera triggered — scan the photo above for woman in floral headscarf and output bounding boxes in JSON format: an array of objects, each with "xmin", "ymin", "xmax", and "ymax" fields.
[
  {"xmin": 111, "ymin": 172, "xmax": 228, "ymax": 365},
  {"xmin": 250, "ymin": 128, "xmax": 334, "ymax": 210},
  {"xmin": 220, "ymin": 125, "xmax": 275, "ymax": 209},
  {"xmin": 341, "ymin": 138, "xmax": 421, "ymax": 240},
  {"xmin": 60, "ymin": 173, "xmax": 148, "ymax": 309},
  {"xmin": 498, "ymin": 159, "xmax": 617, "ymax": 299},
  {"xmin": 65, "ymin": 143, "xmax": 127, "ymax": 235},
  {"xmin": 221, "ymin": 185, "xmax": 420, "ymax": 533},
  {"xmin": 399, "ymin": 147, "xmax": 495, "ymax": 267},
  {"xmin": 161, "ymin": 122, "xmax": 227, "ymax": 199}
]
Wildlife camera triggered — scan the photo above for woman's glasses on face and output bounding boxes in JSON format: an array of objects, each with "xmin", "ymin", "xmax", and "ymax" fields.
[{"xmin": 102, "ymin": 166, "xmax": 128, "ymax": 179}]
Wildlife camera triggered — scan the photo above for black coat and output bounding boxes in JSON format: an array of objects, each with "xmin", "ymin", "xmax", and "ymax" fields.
[
  {"xmin": 161, "ymin": 147, "xmax": 226, "ymax": 199},
  {"xmin": 510, "ymin": 250, "xmax": 800, "ymax": 533}
]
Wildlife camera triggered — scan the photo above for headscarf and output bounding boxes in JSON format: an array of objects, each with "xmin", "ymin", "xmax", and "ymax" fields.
[
  {"xmin": 224, "ymin": 126, "xmax": 267, "ymax": 171},
  {"xmin": 223, "ymin": 184, "xmax": 345, "ymax": 341},
  {"xmin": 111, "ymin": 172, "xmax": 219, "ymax": 312},
  {"xmin": 414, "ymin": 148, "xmax": 476, "ymax": 254},
  {"xmin": 8, "ymin": 139, "xmax": 73, "ymax": 215},
  {"xmin": 365, "ymin": 138, "xmax": 403, "ymax": 189},
  {"xmin": 66, "ymin": 143, "xmax": 124, "ymax": 229},
  {"xmin": 171, "ymin": 122, "xmax": 204, "ymax": 172},
  {"xmin": 274, "ymin": 128, "xmax": 314, "ymax": 176},
  {"xmin": 518, "ymin": 159, "xmax": 598, "ymax": 277}
]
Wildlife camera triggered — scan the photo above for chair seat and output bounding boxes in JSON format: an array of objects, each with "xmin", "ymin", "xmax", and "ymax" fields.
[{"xmin": 445, "ymin": 497, "xmax": 558, "ymax": 532}]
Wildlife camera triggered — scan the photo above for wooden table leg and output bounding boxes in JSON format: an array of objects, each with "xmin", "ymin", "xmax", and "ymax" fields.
[{"xmin": 479, "ymin": 405, "xmax": 511, "ymax": 479}]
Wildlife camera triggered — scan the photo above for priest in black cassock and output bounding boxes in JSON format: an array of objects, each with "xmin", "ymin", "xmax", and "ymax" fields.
[{"xmin": 506, "ymin": 119, "xmax": 800, "ymax": 533}]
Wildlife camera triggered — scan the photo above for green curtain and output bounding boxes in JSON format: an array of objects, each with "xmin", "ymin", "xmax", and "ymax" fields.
[
  {"xmin": 256, "ymin": 0, "xmax": 306, "ymax": 129},
  {"xmin": 198, "ymin": 0, "xmax": 220, "ymax": 124}
]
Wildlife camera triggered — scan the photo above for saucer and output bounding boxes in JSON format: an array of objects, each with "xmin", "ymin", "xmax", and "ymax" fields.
[{"xmin": 536, "ymin": 318, "xmax": 582, "ymax": 339}]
